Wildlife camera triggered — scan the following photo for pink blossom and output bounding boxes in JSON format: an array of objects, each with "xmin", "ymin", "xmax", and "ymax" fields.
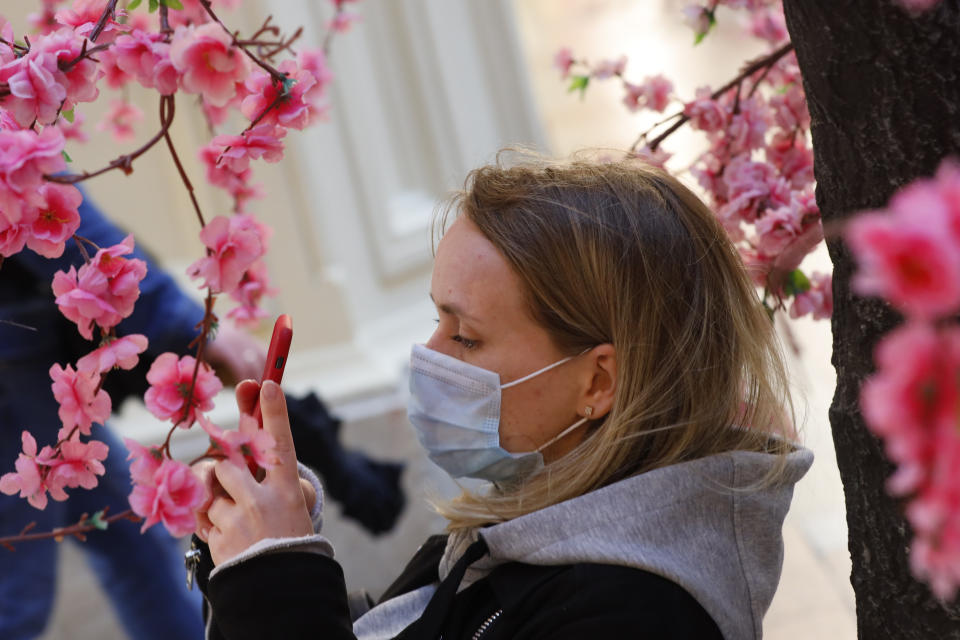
[
  {"xmin": 622, "ymin": 75, "xmax": 673, "ymax": 113},
  {"xmin": 0, "ymin": 118, "xmax": 66, "ymax": 226},
  {"xmin": 747, "ymin": 6, "xmax": 788, "ymax": 44},
  {"xmin": 859, "ymin": 322, "xmax": 960, "ymax": 598},
  {"xmin": 0, "ymin": 28, "xmax": 102, "ymax": 127},
  {"xmin": 27, "ymin": 3, "xmax": 62, "ymax": 36},
  {"xmin": 0, "ymin": 20, "xmax": 15, "ymax": 65},
  {"xmin": 24, "ymin": 183, "xmax": 83, "ymax": 258},
  {"xmin": 211, "ymin": 124, "xmax": 286, "ymax": 173},
  {"xmin": 226, "ymin": 259, "xmax": 275, "ymax": 327},
  {"xmin": 170, "ymin": 23, "xmax": 250, "ymax": 108},
  {"xmin": 197, "ymin": 145, "xmax": 263, "ymax": 208},
  {"xmin": 52, "ymin": 235, "xmax": 148, "ymax": 339},
  {"xmin": 725, "ymin": 95, "xmax": 770, "ymax": 155},
  {"xmin": 0, "ymin": 108, "xmax": 21, "ymax": 132},
  {"xmin": 591, "ymin": 55, "xmax": 627, "ymax": 80},
  {"xmin": 77, "ymin": 334, "xmax": 149, "ymax": 375},
  {"xmin": 198, "ymin": 414, "xmax": 277, "ymax": 471},
  {"xmin": 167, "ymin": 0, "xmax": 241, "ymax": 28},
  {"xmin": 789, "ymin": 271, "xmax": 833, "ymax": 320},
  {"xmin": 50, "ymin": 363, "xmax": 111, "ymax": 436},
  {"xmin": 681, "ymin": 5, "xmax": 712, "ymax": 40},
  {"xmin": 861, "ymin": 324, "xmax": 960, "ymax": 443},
  {"xmin": 0, "ymin": 217, "xmax": 30, "ymax": 258},
  {"xmin": 124, "ymin": 438, "xmax": 164, "ymax": 485},
  {"xmin": 297, "ymin": 49, "xmax": 334, "ymax": 100},
  {"xmin": 199, "ymin": 144, "xmax": 249, "ymax": 191},
  {"xmin": 44, "ymin": 437, "xmax": 109, "ymax": 499},
  {"xmin": 553, "ymin": 47, "xmax": 575, "ymax": 79},
  {"xmin": 129, "ymin": 457, "xmax": 206, "ymax": 537},
  {"xmin": 630, "ymin": 145, "xmax": 672, "ymax": 170},
  {"xmin": 106, "ymin": 29, "xmax": 179, "ymax": 95},
  {"xmin": 769, "ymin": 83, "xmax": 810, "ymax": 131},
  {"xmin": 684, "ymin": 87, "xmax": 726, "ymax": 133},
  {"xmin": 766, "ymin": 51, "xmax": 803, "ymax": 88},
  {"xmin": 236, "ymin": 413, "xmax": 279, "ymax": 469},
  {"xmin": 754, "ymin": 201, "xmax": 806, "ymax": 256},
  {"xmin": 55, "ymin": 109, "xmax": 90, "ymax": 143},
  {"xmin": 144, "ymin": 352, "xmax": 223, "ymax": 427},
  {"xmin": 55, "ymin": 0, "xmax": 127, "ymax": 40},
  {"xmin": 328, "ymin": 11, "xmax": 361, "ymax": 33},
  {"xmin": 97, "ymin": 99, "xmax": 143, "ymax": 142},
  {"xmin": 0, "ymin": 52, "xmax": 66, "ymax": 128},
  {"xmin": 187, "ymin": 214, "xmax": 267, "ymax": 294},
  {"xmin": 847, "ymin": 209, "xmax": 960, "ymax": 319},
  {"xmin": 719, "ymin": 156, "xmax": 790, "ymax": 224},
  {"xmin": 888, "ymin": 161, "xmax": 960, "ymax": 250},
  {"xmin": 34, "ymin": 28, "xmax": 102, "ymax": 110},
  {"xmin": 241, "ymin": 53, "xmax": 331, "ymax": 130},
  {"xmin": 0, "ymin": 432, "xmax": 52, "ymax": 510},
  {"xmin": 766, "ymin": 131, "xmax": 814, "ymax": 189},
  {"xmin": 768, "ymin": 192, "xmax": 823, "ymax": 276}
]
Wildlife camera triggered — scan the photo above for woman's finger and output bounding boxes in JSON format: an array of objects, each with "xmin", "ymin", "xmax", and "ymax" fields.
[
  {"xmin": 299, "ymin": 477, "xmax": 317, "ymax": 513},
  {"xmin": 206, "ymin": 494, "xmax": 235, "ymax": 529},
  {"xmin": 236, "ymin": 379, "xmax": 261, "ymax": 416},
  {"xmin": 258, "ymin": 380, "xmax": 302, "ymax": 490},
  {"xmin": 195, "ymin": 510, "xmax": 213, "ymax": 541},
  {"xmin": 214, "ymin": 459, "xmax": 257, "ymax": 504}
]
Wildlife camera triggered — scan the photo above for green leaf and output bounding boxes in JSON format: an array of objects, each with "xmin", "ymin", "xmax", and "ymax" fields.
[
  {"xmin": 567, "ymin": 75, "xmax": 589, "ymax": 99},
  {"xmin": 783, "ymin": 269, "xmax": 812, "ymax": 297},
  {"xmin": 148, "ymin": 0, "xmax": 160, "ymax": 13},
  {"xmin": 89, "ymin": 510, "xmax": 109, "ymax": 531},
  {"xmin": 161, "ymin": 0, "xmax": 184, "ymax": 9},
  {"xmin": 61, "ymin": 150, "xmax": 73, "ymax": 163},
  {"xmin": 62, "ymin": 108, "xmax": 75, "ymax": 124},
  {"xmin": 127, "ymin": 0, "xmax": 142, "ymax": 9}
]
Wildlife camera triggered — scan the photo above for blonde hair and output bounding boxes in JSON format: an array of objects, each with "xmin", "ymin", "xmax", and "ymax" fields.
[{"xmin": 434, "ymin": 151, "xmax": 796, "ymax": 531}]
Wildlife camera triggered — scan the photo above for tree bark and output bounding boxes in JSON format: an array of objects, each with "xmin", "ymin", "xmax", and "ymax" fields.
[{"xmin": 781, "ymin": 0, "xmax": 960, "ymax": 636}]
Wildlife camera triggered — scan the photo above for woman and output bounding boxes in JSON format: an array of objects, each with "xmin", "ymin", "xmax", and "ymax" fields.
[{"xmin": 192, "ymin": 154, "xmax": 813, "ymax": 640}]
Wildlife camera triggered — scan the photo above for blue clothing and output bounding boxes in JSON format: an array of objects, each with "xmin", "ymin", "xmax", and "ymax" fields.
[{"xmin": 0, "ymin": 196, "xmax": 205, "ymax": 639}]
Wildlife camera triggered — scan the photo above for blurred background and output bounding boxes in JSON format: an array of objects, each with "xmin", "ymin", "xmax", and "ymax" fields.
[{"xmin": 2, "ymin": 0, "xmax": 853, "ymax": 637}]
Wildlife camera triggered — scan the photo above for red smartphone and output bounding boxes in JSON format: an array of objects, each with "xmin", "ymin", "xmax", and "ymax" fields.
[{"xmin": 252, "ymin": 314, "xmax": 293, "ymax": 425}]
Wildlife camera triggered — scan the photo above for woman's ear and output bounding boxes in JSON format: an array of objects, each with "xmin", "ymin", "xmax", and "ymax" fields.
[{"xmin": 578, "ymin": 343, "xmax": 616, "ymax": 420}]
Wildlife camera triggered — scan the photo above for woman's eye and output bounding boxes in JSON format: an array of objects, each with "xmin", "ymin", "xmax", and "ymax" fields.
[{"xmin": 451, "ymin": 334, "xmax": 477, "ymax": 349}]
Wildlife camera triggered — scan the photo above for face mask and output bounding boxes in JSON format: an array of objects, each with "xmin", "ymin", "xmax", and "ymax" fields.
[{"xmin": 407, "ymin": 343, "xmax": 590, "ymax": 483}]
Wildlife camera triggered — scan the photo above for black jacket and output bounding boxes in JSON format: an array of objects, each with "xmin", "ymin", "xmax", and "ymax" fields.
[{"xmin": 195, "ymin": 534, "xmax": 723, "ymax": 639}]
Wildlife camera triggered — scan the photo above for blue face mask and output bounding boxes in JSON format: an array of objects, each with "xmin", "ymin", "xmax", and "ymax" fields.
[{"xmin": 407, "ymin": 344, "xmax": 589, "ymax": 483}]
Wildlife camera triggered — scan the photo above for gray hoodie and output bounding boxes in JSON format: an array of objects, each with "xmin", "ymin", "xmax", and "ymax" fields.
[{"xmin": 353, "ymin": 446, "xmax": 813, "ymax": 640}]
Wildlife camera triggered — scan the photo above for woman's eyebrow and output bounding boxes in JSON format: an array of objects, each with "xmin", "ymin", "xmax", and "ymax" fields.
[{"xmin": 429, "ymin": 293, "xmax": 481, "ymax": 324}]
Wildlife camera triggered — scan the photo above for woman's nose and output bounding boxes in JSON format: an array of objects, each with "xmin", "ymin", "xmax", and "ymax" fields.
[{"xmin": 424, "ymin": 327, "xmax": 445, "ymax": 354}]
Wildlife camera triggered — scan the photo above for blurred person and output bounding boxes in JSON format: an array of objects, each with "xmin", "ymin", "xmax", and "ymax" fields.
[{"xmin": 0, "ymin": 194, "xmax": 263, "ymax": 640}]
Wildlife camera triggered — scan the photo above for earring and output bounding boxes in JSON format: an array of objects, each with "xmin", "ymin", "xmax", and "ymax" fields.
[{"xmin": 584, "ymin": 406, "xmax": 594, "ymax": 418}]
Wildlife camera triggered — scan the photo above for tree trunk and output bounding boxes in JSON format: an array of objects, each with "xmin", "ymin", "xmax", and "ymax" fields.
[{"xmin": 781, "ymin": 0, "xmax": 960, "ymax": 636}]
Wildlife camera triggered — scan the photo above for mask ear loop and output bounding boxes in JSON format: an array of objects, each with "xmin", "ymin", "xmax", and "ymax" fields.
[
  {"xmin": 535, "ymin": 415, "xmax": 590, "ymax": 453},
  {"xmin": 500, "ymin": 347, "xmax": 593, "ymax": 389}
]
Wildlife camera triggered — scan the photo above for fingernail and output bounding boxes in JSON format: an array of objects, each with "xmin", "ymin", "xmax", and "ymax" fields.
[{"xmin": 263, "ymin": 380, "xmax": 279, "ymax": 400}]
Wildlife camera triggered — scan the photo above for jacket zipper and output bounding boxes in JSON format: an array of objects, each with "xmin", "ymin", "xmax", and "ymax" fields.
[{"xmin": 471, "ymin": 609, "xmax": 502, "ymax": 640}]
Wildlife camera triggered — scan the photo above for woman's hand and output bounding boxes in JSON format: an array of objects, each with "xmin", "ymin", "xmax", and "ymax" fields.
[{"xmin": 203, "ymin": 380, "xmax": 315, "ymax": 566}]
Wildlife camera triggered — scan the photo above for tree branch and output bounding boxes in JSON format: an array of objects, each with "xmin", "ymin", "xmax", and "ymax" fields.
[{"xmin": 631, "ymin": 41, "xmax": 795, "ymax": 153}]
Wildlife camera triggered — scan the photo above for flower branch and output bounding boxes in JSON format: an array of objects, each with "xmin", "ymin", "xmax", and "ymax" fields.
[
  {"xmin": 633, "ymin": 41, "xmax": 794, "ymax": 153},
  {"xmin": 0, "ymin": 508, "xmax": 139, "ymax": 552},
  {"xmin": 47, "ymin": 95, "xmax": 176, "ymax": 184}
]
